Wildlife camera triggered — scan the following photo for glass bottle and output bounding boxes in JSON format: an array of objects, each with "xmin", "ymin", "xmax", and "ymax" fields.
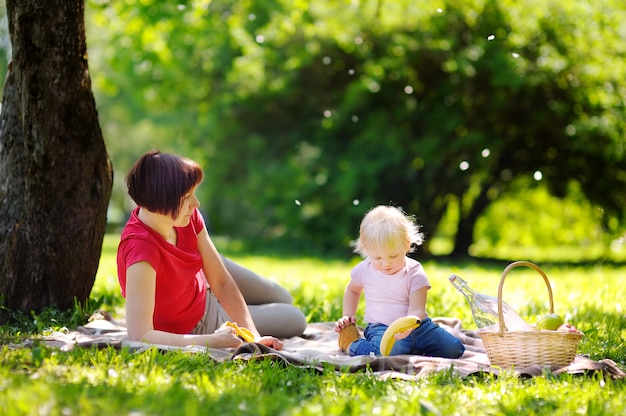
[{"xmin": 449, "ymin": 274, "xmax": 533, "ymax": 332}]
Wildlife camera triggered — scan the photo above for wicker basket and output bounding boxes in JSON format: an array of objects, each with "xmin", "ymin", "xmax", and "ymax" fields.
[{"xmin": 479, "ymin": 261, "xmax": 584, "ymax": 368}]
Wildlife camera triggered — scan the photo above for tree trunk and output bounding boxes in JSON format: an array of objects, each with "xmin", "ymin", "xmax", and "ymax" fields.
[
  {"xmin": 0, "ymin": 0, "xmax": 113, "ymax": 322},
  {"xmin": 451, "ymin": 183, "xmax": 493, "ymax": 257}
]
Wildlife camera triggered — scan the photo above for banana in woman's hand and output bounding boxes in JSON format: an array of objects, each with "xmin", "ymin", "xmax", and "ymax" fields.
[
  {"xmin": 224, "ymin": 321, "xmax": 255, "ymax": 342},
  {"xmin": 379, "ymin": 315, "xmax": 422, "ymax": 356}
]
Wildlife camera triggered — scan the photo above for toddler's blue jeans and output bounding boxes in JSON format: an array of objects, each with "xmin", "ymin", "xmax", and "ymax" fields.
[{"xmin": 348, "ymin": 317, "xmax": 465, "ymax": 358}]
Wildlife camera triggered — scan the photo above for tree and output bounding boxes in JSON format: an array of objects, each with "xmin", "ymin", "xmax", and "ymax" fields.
[
  {"xmin": 0, "ymin": 0, "xmax": 112, "ymax": 322},
  {"xmin": 89, "ymin": 0, "xmax": 625, "ymax": 256},
  {"xmin": 200, "ymin": 0, "xmax": 626, "ymax": 255}
]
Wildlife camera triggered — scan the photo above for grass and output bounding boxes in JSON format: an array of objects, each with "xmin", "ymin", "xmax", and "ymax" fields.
[{"xmin": 1, "ymin": 234, "xmax": 625, "ymax": 415}]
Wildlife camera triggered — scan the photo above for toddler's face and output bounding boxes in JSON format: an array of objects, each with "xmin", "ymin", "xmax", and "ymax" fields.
[{"xmin": 366, "ymin": 243, "xmax": 408, "ymax": 275}]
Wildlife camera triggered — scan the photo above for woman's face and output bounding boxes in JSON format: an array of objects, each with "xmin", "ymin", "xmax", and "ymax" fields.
[{"xmin": 173, "ymin": 186, "xmax": 200, "ymax": 226}]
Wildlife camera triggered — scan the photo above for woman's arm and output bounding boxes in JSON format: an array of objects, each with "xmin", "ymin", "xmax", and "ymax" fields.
[
  {"xmin": 196, "ymin": 228, "xmax": 256, "ymax": 331},
  {"xmin": 196, "ymin": 227, "xmax": 283, "ymax": 349},
  {"xmin": 124, "ymin": 261, "xmax": 243, "ymax": 348}
]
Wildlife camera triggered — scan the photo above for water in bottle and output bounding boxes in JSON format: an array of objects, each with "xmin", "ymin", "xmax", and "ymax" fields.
[{"xmin": 449, "ymin": 273, "xmax": 533, "ymax": 332}]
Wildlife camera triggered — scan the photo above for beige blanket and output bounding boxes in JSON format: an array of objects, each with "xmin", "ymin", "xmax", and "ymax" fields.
[{"xmin": 38, "ymin": 313, "xmax": 625, "ymax": 380}]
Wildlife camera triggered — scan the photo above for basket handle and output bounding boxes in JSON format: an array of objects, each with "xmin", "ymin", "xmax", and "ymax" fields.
[{"xmin": 497, "ymin": 261, "xmax": 554, "ymax": 335}]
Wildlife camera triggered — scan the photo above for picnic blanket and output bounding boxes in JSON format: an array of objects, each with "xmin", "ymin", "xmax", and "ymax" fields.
[{"xmin": 36, "ymin": 312, "xmax": 625, "ymax": 380}]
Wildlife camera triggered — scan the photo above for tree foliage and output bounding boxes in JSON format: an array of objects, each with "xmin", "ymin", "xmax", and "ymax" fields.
[{"xmin": 87, "ymin": 0, "xmax": 625, "ymax": 255}]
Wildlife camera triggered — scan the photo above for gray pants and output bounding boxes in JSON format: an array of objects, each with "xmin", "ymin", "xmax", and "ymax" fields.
[{"xmin": 191, "ymin": 257, "xmax": 307, "ymax": 338}]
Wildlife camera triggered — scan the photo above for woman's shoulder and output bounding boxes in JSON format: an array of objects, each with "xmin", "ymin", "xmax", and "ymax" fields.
[
  {"xmin": 120, "ymin": 217, "xmax": 153, "ymax": 243},
  {"xmin": 118, "ymin": 223, "xmax": 163, "ymax": 272},
  {"xmin": 119, "ymin": 210, "xmax": 161, "ymax": 252}
]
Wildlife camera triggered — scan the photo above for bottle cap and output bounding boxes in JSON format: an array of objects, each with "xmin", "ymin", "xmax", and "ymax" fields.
[{"xmin": 449, "ymin": 274, "xmax": 464, "ymax": 290}]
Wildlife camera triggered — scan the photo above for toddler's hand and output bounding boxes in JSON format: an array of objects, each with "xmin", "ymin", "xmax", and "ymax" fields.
[
  {"xmin": 335, "ymin": 315, "xmax": 356, "ymax": 333},
  {"xmin": 394, "ymin": 328, "xmax": 414, "ymax": 340},
  {"xmin": 557, "ymin": 323, "xmax": 582, "ymax": 334}
]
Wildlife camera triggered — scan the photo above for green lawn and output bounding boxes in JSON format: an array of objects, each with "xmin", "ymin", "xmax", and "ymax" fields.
[{"xmin": 1, "ymin": 234, "xmax": 625, "ymax": 415}]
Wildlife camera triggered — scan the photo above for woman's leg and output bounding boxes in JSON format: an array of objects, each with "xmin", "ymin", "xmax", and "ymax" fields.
[
  {"xmin": 192, "ymin": 288, "xmax": 307, "ymax": 338},
  {"xmin": 222, "ymin": 256, "xmax": 294, "ymax": 304},
  {"xmin": 248, "ymin": 303, "xmax": 307, "ymax": 338},
  {"xmin": 221, "ymin": 257, "xmax": 307, "ymax": 337}
]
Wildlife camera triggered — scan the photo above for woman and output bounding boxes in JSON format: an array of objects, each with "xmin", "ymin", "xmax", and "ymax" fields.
[{"xmin": 117, "ymin": 150, "xmax": 307, "ymax": 349}]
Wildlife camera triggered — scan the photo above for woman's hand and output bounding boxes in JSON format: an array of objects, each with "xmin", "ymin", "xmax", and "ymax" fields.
[
  {"xmin": 256, "ymin": 336, "xmax": 284, "ymax": 350},
  {"xmin": 207, "ymin": 326, "xmax": 245, "ymax": 349},
  {"xmin": 334, "ymin": 315, "xmax": 356, "ymax": 333}
]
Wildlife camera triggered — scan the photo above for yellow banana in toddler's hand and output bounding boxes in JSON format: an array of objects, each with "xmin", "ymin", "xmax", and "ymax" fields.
[
  {"xmin": 224, "ymin": 321, "xmax": 255, "ymax": 343},
  {"xmin": 379, "ymin": 315, "xmax": 422, "ymax": 356}
]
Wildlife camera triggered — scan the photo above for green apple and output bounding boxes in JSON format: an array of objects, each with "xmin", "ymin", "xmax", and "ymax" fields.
[{"xmin": 536, "ymin": 313, "xmax": 564, "ymax": 330}]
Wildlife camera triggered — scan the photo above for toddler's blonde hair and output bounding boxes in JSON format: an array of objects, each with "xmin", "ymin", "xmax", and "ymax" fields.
[{"xmin": 353, "ymin": 205, "xmax": 424, "ymax": 257}]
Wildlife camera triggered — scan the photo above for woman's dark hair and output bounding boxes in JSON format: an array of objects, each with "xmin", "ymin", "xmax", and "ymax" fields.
[{"xmin": 126, "ymin": 150, "xmax": 204, "ymax": 219}]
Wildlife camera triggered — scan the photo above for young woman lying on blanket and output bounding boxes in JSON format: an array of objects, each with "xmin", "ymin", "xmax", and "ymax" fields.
[
  {"xmin": 335, "ymin": 205, "xmax": 465, "ymax": 358},
  {"xmin": 117, "ymin": 150, "xmax": 307, "ymax": 350}
]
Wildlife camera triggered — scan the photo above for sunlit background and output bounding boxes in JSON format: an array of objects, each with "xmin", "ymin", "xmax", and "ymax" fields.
[{"xmin": 0, "ymin": 0, "xmax": 624, "ymax": 261}]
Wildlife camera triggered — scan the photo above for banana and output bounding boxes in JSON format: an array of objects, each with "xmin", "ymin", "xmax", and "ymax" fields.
[
  {"xmin": 379, "ymin": 315, "xmax": 422, "ymax": 356},
  {"xmin": 224, "ymin": 321, "xmax": 255, "ymax": 343}
]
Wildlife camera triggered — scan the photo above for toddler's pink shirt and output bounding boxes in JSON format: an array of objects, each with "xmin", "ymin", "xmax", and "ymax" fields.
[{"xmin": 350, "ymin": 257, "xmax": 431, "ymax": 326}]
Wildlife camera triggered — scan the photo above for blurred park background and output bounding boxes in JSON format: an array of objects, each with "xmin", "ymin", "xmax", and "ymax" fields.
[{"xmin": 1, "ymin": 0, "xmax": 624, "ymax": 261}]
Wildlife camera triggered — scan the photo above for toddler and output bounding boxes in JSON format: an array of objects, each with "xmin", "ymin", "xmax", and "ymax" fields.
[{"xmin": 335, "ymin": 205, "xmax": 465, "ymax": 357}]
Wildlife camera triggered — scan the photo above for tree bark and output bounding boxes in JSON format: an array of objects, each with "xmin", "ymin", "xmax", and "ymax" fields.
[
  {"xmin": 0, "ymin": 0, "xmax": 113, "ymax": 321},
  {"xmin": 451, "ymin": 183, "xmax": 493, "ymax": 257}
]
